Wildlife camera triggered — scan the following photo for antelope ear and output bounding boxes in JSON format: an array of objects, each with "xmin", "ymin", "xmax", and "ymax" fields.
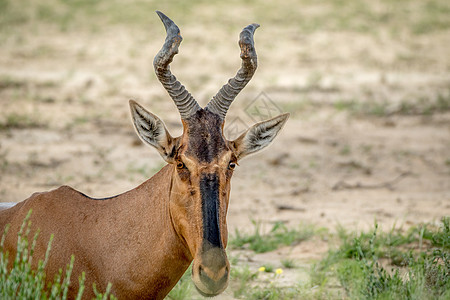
[
  {"xmin": 230, "ymin": 113, "xmax": 290, "ymax": 160},
  {"xmin": 129, "ymin": 100, "xmax": 179, "ymax": 163}
]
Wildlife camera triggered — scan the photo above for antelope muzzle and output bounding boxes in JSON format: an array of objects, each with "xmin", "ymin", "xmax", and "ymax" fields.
[{"xmin": 192, "ymin": 242, "xmax": 230, "ymax": 297}]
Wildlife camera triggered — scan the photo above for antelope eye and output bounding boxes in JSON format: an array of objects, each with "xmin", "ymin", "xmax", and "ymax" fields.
[
  {"xmin": 176, "ymin": 161, "xmax": 185, "ymax": 169},
  {"xmin": 228, "ymin": 162, "xmax": 236, "ymax": 170}
]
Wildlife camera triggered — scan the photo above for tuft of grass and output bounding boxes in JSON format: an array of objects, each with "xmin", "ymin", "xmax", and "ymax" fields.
[
  {"xmin": 0, "ymin": 76, "xmax": 26, "ymax": 90},
  {"xmin": 312, "ymin": 217, "xmax": 450, "ymax": 300},
  {"xmin": 0, "ymin": 210, "xmax": 116, "ymax": 299},
  {"xmin": 281, "ymin": 258, "xmax": 296, "ymax": 269},
  {"xmin": 230, "ymin": 265, "xmax": 258, "ymax": 298},
  {"xmin": 333, "ymin": 99, "xmax": 390, "ymax": 116},
  {"xmin": 0, "ymin": 210, "xmax": 76, "ymax": 299},
  {"xmin": 261, "ymin": 263, "xmax": 274, "ymax": 273},
  {"xmin": 421, "ymin": 216, "xmax": 449, "ymax": 249},
  {"xmin": 230, "ymin": 264, "xmax": 301, "ymax": 300},
  {"xmin": 333, "ymin": 94, "xmax": 450, "ymax": 117},
  {"xmin": 339, "ymin": 145, "xmax": 351, "ymax": 156},
  {"xmin": 230, "ymin": 221, "xmax": 314, "ymax": 253},
  {"xmin": 247, "ymin": 285, "xmax": 300, "ymax": 300},
  {"xmin": 411, "ymin": 1, "xmax": 450, "ymax": 34},
  {"xmin": 0, "ymin": 113, "xmax": 45, "ymax": 130}
]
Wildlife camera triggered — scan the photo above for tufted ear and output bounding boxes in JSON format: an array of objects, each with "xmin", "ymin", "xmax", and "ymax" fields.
[
  {"xmin": 129, "ymin": 100, "xmax": 180, "ymax": 163},
  {"xmin": 230, "ymin": 113, "xmax": 289, "ymax": 160}
]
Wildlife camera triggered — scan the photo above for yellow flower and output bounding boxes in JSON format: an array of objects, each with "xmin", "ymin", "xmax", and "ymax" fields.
[
  {"xmin": 275, "ymin": 268, "xmax": 283, "ymax": 275},
  {"xmin": 258, "ymin": 267, "xmax": 266, "ymax": 272}
]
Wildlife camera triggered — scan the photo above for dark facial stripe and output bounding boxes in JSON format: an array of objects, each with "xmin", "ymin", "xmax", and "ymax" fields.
[{"xmin": 200, "ymin": 173, "xmax": 222, "ymax": 248}]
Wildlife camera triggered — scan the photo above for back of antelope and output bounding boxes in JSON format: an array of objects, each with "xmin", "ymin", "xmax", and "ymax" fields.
[{"xmin": 0, "ymin": 11, "xmax": 289, "ymax": 299}]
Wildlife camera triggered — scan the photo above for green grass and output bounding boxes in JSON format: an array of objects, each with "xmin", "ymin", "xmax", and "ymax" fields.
[
  {"xmin": 0, "ymin": 113, "xmax": 46, "ymax": 130},
  {"xmin": 0, "ymin": 210, "xmax": 116, "ymax": 299},
  {"xmin": 169, "ymin": 219, "xmax": 449, "ymax": 299},
  {"xmin": 230, "ymin": 265, "xmax": 259, "ymax": 298},
  {"xmin": 0, "ymin": 0, "xmax": 449, "ymax": 36},
  {"xmin": 333, "ymin": 93, "xmax": 450, "ymax": 117},
  {"xmin": 261, "ymin": 263, "xmax": 274, "ymax": 273},
  {"xmin": 281, "ymin": 93, "xmax": 450, "ymax": 120},
  {"xmin": 0, "ymin": 75, "xmax": 27, "ymax": 90},
  {"xmin": 231, "ymin": 264, "xmax": 301, "ymax": 299},
  {"xmin": 312, "ymin": 218, "xmax": 450, "ymax": 300},
  {"xmin": 4, "ymin": 211, "xmax": 448, "ymax": 299},
  {"xmin": 246, "ymin": 285, "xmax": 300, "ymax": 300},
  {"xmin": 281, "ymin": 258, "xmax": 296, "ymax": 269},
  {"xmin": 230, "ymin": 221, "xmax": 315, "ymax": 253}
]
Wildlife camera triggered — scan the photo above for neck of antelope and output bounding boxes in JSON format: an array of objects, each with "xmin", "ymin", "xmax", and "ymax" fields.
[{"xmin": 105, "ymin": 164, "xmax": 192, "ymax": 298}]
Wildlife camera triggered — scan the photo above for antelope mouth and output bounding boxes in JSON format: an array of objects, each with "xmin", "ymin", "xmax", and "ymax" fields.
[
  {"xmin": 194, "ymin": 285, "xmax": 226, "ymax": 298},
  {"xmin": 192, "ymin": 274, "xmax": 229, "ymax": 298}
]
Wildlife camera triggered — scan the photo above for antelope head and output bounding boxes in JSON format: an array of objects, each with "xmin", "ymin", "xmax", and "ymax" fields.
[{"xmin": 129, "ymin": 12, "xmax": 289, "ymax": 297}]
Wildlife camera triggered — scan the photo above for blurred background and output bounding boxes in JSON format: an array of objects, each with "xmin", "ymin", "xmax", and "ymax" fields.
[{"xmin": 0, "ymin": 0, "xmax": 449, "ymax": 297}]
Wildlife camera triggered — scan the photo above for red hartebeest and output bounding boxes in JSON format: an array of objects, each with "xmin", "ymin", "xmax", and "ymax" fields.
[{"xmin": 0, "ymin": 12, "xmax": 289, "ymax": 299}]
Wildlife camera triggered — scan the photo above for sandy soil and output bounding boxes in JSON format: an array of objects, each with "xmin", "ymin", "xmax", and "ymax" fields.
[{"xmin": 0, "ymin": 1, "xmax": 449, "ymax": 297}]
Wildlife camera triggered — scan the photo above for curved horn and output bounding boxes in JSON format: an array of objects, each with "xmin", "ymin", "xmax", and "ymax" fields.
[
  {"xmin": 154, "ymin": 11, "xmax": 201, "ymax": 119},
  {"xmin": 206, "ymin": 23, "xmax": 259, "ymax": 120}
]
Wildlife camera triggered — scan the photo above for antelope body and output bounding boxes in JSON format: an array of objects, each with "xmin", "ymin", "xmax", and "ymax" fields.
[{"xmin": 0, "ymin": 12, "xmax": 289, "ymax": 299}]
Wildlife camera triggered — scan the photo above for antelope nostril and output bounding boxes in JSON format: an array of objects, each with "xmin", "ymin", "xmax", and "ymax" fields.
[
  {"xmin": 195, "ymin": 264, "xmax": 229, "ymax": 296},
  {"xmin": 198, "ymin": 265, "xmax": 228, "ymax": 282}
]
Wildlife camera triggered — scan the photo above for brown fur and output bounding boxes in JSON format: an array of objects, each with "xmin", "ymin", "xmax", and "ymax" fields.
[{"xmin": 184, "ymin": 110, "xmax": 228, "ymax": 163}]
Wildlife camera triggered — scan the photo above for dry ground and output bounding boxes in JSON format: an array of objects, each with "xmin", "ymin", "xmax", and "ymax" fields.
[{"xmin": 0, "ymin": 0, "xmax": 449, "ymax": 298}]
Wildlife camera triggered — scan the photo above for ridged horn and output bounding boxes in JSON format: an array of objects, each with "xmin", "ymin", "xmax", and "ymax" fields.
[
  {"xmin": 206, "ymin": 23, "xmax": 259, "ymax": 120},
  {"xmin": 154, "ymin": 11, "xmax": 201, "ymax": 119}
]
